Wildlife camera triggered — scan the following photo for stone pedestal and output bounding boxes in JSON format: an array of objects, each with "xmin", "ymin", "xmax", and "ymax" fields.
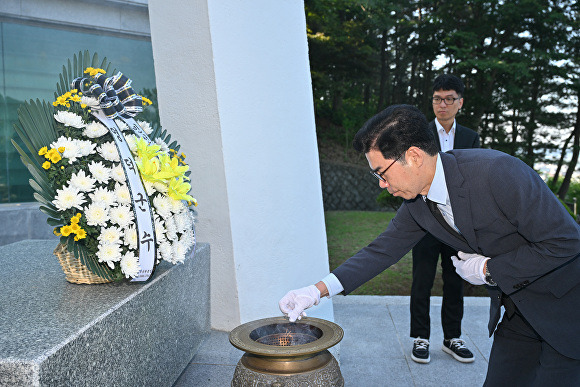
[{"xmin": 0, "ymin": 240, "xmax": 210, "ymax": 387}]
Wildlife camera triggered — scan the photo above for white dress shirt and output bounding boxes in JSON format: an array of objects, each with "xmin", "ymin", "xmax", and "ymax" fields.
[{"xmin": 435, "ymin": 119, "xmax": 456, "ymax": 152}]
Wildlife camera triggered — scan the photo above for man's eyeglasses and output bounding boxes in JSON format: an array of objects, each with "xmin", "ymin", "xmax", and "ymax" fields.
[
  {"xmin": 370, "ymin": 154, "xmax": 403, "ymax": 183},
  {"xmin": 432, "ymin": 96, "xmax": 461, "ymax": 105}
]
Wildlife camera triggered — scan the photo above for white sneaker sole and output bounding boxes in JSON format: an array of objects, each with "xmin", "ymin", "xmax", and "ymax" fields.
[
  {"xmin": 441, "ymin": 345, "xmax": 475, "ymax": 363},
  {"xmin": 411, "ymin": 353, "xmax": 430, "ymax": 364}
]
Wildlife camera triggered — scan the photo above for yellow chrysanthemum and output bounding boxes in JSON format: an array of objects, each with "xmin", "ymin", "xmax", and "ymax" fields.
[
  {"xmin": 60, "ymin": 225, "xmax": 73, "ymax": 237},
  {"xmin": 84, "ymin": 67, "xmax": 106, "ymax": 77},
  {"xmin": 70, "ymin": 223, "xmax": 81, "ymax": 233},
  {"xmin": 42, "ymin": 161, "xmax": 51, "ymax": 170},
  {"xmin": 49, "ymin": 153, "xmax": 62, "ymax": 163},
  {"xmin": 38, "ymin": 146, "xmax": 48, "ymax": 156},
  {"xmin": 74, "ymin": 228, "xmax": 87, "ymax": 241},
  {"xmin": 58, "ymin": 146, "xmax": 65, "ymax": 153}
]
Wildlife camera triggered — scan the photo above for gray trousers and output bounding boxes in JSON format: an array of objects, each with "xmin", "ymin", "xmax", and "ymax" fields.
[{"xmin": 484, "ymin": 310, "xmax": 580, "ymax": 386}]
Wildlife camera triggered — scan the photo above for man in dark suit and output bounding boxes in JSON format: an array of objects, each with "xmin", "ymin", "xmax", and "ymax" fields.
[
  {"xmin": 279, "ymin": 105, "xmax": 580, "ymax": 385},
  {"xmin": 409, "ymin": 74, "xmax": 480, "ymax": 364}
]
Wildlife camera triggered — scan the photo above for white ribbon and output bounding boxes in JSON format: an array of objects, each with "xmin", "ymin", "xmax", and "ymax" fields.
[{"xmin": 92, "ymin": 110, "xmax": 156, "ymax": 282}]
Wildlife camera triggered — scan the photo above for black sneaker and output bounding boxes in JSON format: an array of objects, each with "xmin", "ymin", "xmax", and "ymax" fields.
[
  {"xmin": 442, "ymin": 338, "xmax": 475, "ymax": 363},
  {"xmin": 411, "ymin": 338, "xmax": 430, "ymax": 364}
]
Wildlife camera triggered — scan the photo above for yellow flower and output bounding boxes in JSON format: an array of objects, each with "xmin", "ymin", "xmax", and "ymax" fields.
[
  {"xmin": 58, "ymin": 146, "xmax": 65, "ymax": 153},
  {"xmin": 84, "ymin": 67, "xmax": 106, "ymax": 77},
  {"xmin": 70, "ymin": 223, "xmax": 81, "ymax": 233},
  {"xmin": 75, "ymin": 228, "xmax": 87, "ymax": 240},
  {"xmin": 61, "ymin": 225, "xmax": 73, "ymax": 237},
  {"xmin": 53, "ymin": 227, "xmax": 62, "ymax": 236},
  {"xmin": 61, "ymin": 166, "xmax": 65, "ymax": 170},
  {"xmin": 81, "ymin": 103, "xmax": 87, "ymax": 109},
  {"xmin": 42, "ymin": 161, "xmax": 51, "ymax": 169},
  {"xmin": 49, "ymin": 153, "xmax": 62, "ymax": 163},
  {"xmin": 38, "ymin": 146, "xmax": 48, "ymax": 156},
  {"xmin": 167, "ymin": 177, "xmax": 195, "ymax": 202}
]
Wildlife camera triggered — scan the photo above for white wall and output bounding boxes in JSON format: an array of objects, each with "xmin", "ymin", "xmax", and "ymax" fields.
[{"xmin": 148, "ymin": 0, "xmax": 333, "ymax": 330}]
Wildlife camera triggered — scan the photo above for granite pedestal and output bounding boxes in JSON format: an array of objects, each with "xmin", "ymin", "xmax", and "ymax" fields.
[{"xmin": 0, "ymin": 240, "xmax": 210, "ymax": 387}]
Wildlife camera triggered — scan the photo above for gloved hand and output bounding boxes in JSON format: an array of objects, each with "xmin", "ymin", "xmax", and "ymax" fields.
[
  {"xmin": 451, "ymin": 251, "xmax": 489, "ymax": 285},
  {"xmin": 278, "ymin": 285, "xmax": 321, "ymax": 322}
]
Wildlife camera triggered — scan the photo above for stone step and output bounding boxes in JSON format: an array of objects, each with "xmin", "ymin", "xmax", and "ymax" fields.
[{"xmin": 0, "ymin": 240, "xmax": 210, "ymax": 387}]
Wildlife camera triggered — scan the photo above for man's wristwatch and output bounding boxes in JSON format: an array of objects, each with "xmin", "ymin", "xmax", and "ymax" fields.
[{"xmin": 485, "ymin": 262, "xmax": 496, "ymax": 286}]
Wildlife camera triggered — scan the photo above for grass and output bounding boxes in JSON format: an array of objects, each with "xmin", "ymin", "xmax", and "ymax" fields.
[{"xmin": 324, "ymin": 211, "xmax": 488, "ymax": 297}]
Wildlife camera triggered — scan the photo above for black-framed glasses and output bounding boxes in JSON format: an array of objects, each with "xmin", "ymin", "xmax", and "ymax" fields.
[
  {"xmin": 432, "ymin": 96, "xmax": 461, "ymax": 105},
  {"xmin": 370, "ymin": 154, "xmax": 403, "ymax": 183}
]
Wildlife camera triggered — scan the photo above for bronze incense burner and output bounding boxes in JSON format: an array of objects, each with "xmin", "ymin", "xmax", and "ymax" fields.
[{"xmin": 229, "ymin": 316, "xmax": 344, "ymax": 386}]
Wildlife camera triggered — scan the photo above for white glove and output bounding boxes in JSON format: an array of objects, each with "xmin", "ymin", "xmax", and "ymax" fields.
[
  {"xmin": 278, "ymin": 285, "xmax": 321, "ymax": 322},
  {"xmin": 451, "ymin": 251, "xmax": 489, "ymax": 285}
]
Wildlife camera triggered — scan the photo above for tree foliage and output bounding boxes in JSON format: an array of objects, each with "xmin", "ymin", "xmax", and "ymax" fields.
[{"xmin": 306, "ymin": 0, "xmax": 580, "ymax": 198}]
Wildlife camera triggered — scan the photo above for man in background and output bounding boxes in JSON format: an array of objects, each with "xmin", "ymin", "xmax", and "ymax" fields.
[{"xmin": 410, "ymin": 74, "xmax": 480, "ymax": 364}]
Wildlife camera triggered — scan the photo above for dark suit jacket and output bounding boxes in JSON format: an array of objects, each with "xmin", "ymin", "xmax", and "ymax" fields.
[
  {"xmin": 429, "ymin": 120, "xmax": 480, "ymax": 151},
  {"xmin": 333, "ymin": 149, "xmax": 580, "ymax": 359}
]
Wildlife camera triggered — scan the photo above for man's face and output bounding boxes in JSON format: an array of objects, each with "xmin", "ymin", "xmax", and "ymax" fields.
[
  {"xmin": 366, "ymin": 149, "xmax": 426, "ymax": 200},
  {"xmin": 432, "ymin": 89, "xmax": 463, "ymax": 123}
]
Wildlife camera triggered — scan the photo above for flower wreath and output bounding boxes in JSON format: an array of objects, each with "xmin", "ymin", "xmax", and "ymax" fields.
[{"xmin": 12, "ymin": 51, "xmax": 197, "ymax": 282}]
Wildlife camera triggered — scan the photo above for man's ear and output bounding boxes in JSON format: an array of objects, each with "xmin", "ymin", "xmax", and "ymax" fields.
[{"xmin": 406, "ymin": 146, "xmax": 424, "ymax": 167}]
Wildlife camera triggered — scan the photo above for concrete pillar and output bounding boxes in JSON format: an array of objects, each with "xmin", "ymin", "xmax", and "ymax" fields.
[{"xmin": 148, "ymin": 0, "xmax": 334, "ymax": 330}]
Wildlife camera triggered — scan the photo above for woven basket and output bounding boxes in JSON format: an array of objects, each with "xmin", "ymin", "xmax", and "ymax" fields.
[{"xmin": 54, "ymin": 243, "xmax": 113, "ymax": 284}]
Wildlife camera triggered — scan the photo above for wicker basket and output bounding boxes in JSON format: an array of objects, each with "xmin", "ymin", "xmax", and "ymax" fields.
[{"xmin": 54, "ymin": 243, "xmax": 113, "ymax": 284}]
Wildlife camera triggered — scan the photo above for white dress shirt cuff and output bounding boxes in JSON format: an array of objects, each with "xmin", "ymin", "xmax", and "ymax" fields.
[{"xmin": 321, "ymin": 273, "xmax": 344, "ymax": 298}]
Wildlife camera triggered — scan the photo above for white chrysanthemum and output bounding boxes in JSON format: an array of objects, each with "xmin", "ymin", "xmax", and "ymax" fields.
[
  {"xmin": 98, "ymin": 226, "xmax": 122, "ymax": 245},
  {"xmin": 84, "ymin": 202, "xmax": 110, "ymax": 226},
  {"xmin": 111, "ymin": 164, "xmax": 126, "ymax": 183},
  {"xmin": 96, "ymin": 243, "xmax": 122, "ymax": 269},
  {"xmin": 154, "ymin": 138, "xmax": 170, "ymax": 153},
  {"xmin": 88, "ymin": 187, "xmax": 116, "ymax": 208},
  {"xmin": 153, "ymin": 216, "xmax": 167, "ymax": 242},
  {"xmin": 97, "ymin": 141, "xmax": 120, "ymax": 162},
  {"xmin": 174, "ymin": 212, "xmax": 190, "ymax": 233},
  {"xmin": 137, "ymin": 120, "xmax": 153, "ymax": 135},
  {"xmin": 120, "ymin": 251, "xmax": 140, "ymax": 278},
  {"xmin": 170, "ymin": 198, "xmax": 186, "ymax": 214},
  {"xmin": 125, "ymin": 134, "xmax": 138, "ymax": 153},
  {"xmin": 114, "ymin": 183, "xmax": 132, "ymax": 205},
  {"xmin": 53, "ymin": 186, "xmax": 86, "ymax": 211},
  {"xmin": 172, "ymin": 240, "xmax": 187, "ymax": 264},
  {"xmin": 51, "ymin": 136, "xmax": 83, "ymax": 163},
  {"xmin": 165, "ymin": 216, "xmax": 178, "ymax": 242},
  {"xmin": 153, "ymin": 182, "xmax": 168, "ymax": 194},
  {"xmin": 124, "ymin": 225, "xmax": 138, "ymax": 250},
  {"xmin": 159, "ymin": 241, "xmax": 173, "ymax": 262},
  {"xmin": 83, "ymin": 122, "xmax": 108, "ymax": 138},
  {"xmin": 143, "ymin": 181, "xmax": 156, "ymax": 196},
  {"xmin": 180, "ymin": 229, "xmax": 195, "ymax": 250},
  {"xmin": 153, "ymin": 194, "xmax": 173, "ymax": 219},
  {"xmin": 88, "ymin": 161, "xmax": 111, "ymax": 184},
  {"xmin": 69, "ymin": 170, "xmax": 96, "ymax": 193},
  {"xmin": 78, "ymin": 140, "xmax": 96, "ymax": 157},
  {"xmin": 54, "ymin": 111, "xmax": 85, "ymax": 128},
  {"xmin": 109, "ymin": 205, "xmax": 133, "ymax": 227},
  {"xmin": 114, "ymin": 119, "xmax": 129, "ymax": 131},
  {"xmin": 81, "ymin": 95, "xmax": 100, "ymax": 109}
]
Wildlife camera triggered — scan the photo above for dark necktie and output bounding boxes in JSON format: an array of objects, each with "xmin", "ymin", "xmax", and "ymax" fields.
[{"xmin": 426, "ymin": 198, "xmax": 467, "ymax": 243}]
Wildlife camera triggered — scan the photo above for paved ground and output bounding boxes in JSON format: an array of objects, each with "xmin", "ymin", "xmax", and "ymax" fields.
[{"xmin": 174, "ymin": 295, "xmax": 493, "ymax": 386}]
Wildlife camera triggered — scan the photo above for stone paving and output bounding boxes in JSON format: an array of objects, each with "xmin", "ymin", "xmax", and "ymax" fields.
[{"xmin": 174, "ymin": 295, "xmax": 492, "ymax": 387}]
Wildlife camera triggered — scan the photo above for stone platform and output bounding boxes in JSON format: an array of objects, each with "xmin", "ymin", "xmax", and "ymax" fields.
[{"xmin": 0, "ymin": 240, "xmax": 210, "ymax": 387}]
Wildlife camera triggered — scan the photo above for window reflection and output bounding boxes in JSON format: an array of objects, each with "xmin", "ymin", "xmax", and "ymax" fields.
[{"xmin": 0, "ymin": 21, "xmax": 158, "ymax": 203}]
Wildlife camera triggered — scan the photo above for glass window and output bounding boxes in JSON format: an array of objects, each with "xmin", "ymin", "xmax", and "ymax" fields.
[{"xmin": 0, "ymin": 21, "xmax": 157, "ymax": 203}]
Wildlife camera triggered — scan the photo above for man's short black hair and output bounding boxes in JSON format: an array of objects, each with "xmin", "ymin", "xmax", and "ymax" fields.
[
  {"xmin": 433, "ymin": 74, "xmax": 465, "ymax": 97},
  {"xmin": 353, "ymin": 104, "xmax": 438, "ymax": 160}
]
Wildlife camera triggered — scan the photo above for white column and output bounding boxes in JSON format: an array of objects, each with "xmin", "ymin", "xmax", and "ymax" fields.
[{"xmin": 148, "ymin": 0, "xmax": 333, "ymax": 330}]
